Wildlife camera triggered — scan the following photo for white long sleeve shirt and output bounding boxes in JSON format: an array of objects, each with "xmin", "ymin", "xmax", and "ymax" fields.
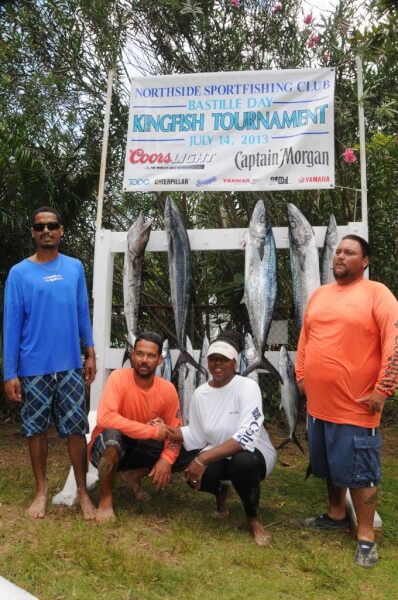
[{"xmin": 181, "ymin": 375, "xmax": 276, "ymax": 476}]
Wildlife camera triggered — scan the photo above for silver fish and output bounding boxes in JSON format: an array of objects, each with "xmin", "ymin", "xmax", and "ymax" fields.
[
  {"xmin": 177, "ymin": 336, "xmax": 197, "ymax": 424},
  {"xmin": 123, "ymin": 212, "xmax": 153, "ymax": 346},
  {"xmin": 321, "ymin": 214, "xmax": 338, "ymax": 285},
  {"xmin": 242, "ymin": 199, "xmax": 281, "ymax": 382},
  {"xmin": 196, "ymin": 334, "xmax": 210, "ymax": 387},
  {"xmin": 277, "ymin": 346, "xmax": 304, "ymax": 453},
  {"xmin": 164, "ymin": 197, "xmax": 194, "ymax": 360},
  {"xmin": 156, "ymin": 339, "xmax": 172, "ymax": 381},
  {"xmin": 164, "ymin": 198, "xmax": 204, "ymax": 375},
  {"xmin": 287, "ymin": 203, "xmax": 320, "ymax": 333},
  {"xmin": 241, "ymin": 333, "xmax": 259, "ymax": 384}
]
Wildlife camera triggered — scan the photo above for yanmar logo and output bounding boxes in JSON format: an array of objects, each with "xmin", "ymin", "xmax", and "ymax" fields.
[
  {"xmin": 299, "ymin": 175, "xmax": 330, "ymax": 183},
  {"xmin": 222, "ymin": 178, "xmax": 251, "ymax": 184}
]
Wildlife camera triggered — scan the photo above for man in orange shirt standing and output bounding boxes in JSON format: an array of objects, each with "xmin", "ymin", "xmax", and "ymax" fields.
[
  {"xmin": 296, "ymin": 235, "xmax": 398, "ymax": 568},
  {"xmin": 88, "ymin": 331, "xmax": 195, "ymax": 523}
]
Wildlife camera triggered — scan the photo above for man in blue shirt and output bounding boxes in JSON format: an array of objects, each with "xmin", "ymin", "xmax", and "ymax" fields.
[{"xmin": 3, "ymin": 206, "xmax": 97, "ymax": 519}]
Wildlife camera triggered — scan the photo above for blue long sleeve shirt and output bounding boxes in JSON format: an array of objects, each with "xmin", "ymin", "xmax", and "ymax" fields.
[{"xmin": 3, "ymin": 254, "xmax": 94, "ymax": 380}]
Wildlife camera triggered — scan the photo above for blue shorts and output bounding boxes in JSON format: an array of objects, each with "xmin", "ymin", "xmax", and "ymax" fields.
[
  {"xmin": 90, "ymin": 428, "xmax": 197, "ymax": 471},
  {"xmin": 307, "ymin": 415, "xmax": 381, "ymax": 488},
  {"xmin": 21, "ymin": 370, "xmax": 88, "ymax": 438}
]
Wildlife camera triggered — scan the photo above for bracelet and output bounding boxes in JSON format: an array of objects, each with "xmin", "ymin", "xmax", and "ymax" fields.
[{"xmin": 194, "ymin": 456, "xmax": 207, "ymax": 469}]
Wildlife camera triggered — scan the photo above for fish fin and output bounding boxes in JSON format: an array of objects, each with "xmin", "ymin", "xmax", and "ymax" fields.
[
  {"xmin": 292, "ymin": 432, "xmax": 305, "ymax": 454},
  {"xmin": 276, "ymin": 434, "xmax": 304, "ymax": 454},
  {"xmin": 242, "ymin": 358, "xmax": 283, "ymax": 383},
  {"xmin": 122, "ymin": 336, "xmax": 135, "ymax": 367},
  {"xmin": 121, "ymin": 348, "xmax": 131, "ymax": 368}
]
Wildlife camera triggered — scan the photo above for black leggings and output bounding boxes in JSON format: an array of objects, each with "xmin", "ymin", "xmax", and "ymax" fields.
[{"xmin": 199, "ymin": 449, "xmax": 266, "ymax": 519}]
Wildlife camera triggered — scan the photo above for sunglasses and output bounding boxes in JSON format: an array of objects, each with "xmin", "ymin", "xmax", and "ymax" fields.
[{"xmin": 32, "ymin": 222, "xmax": 61, "ymax": 232}]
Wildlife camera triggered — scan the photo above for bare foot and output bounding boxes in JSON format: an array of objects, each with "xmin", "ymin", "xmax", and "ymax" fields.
[
  {"xmin": 96, "ymin": 505, "xmax": 116, "ymax": 523},
  {"xmin": 27, "ymin": 487, "xmax": 48, "ymax": 519},
  {"xmin": 248, "ymin": 518, "xmax": 271, "ymax": 547},
  {"xmin": 213, "ymin": 483, "xmax": 230, "ymax": 518},
  {"xmin": 120, "ymin": 470, "xmax": 152, "ymax": 502},
  {"xmin": 77, "ymin": 489, "xmax": 97, "ymax": 520}
]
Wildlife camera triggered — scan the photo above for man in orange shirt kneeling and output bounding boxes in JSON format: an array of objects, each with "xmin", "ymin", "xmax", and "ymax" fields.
[{"xmin": 88, "ymin": 331, "xmax": 196, "ymax": 523}]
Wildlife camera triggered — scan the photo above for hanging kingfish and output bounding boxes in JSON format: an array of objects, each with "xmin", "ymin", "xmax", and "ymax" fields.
[
  {"xmin": 287, "ymin": 203, "xmax": 320, "ymax": 333},
  {"xmin": 242, "ymin": 199, "xmax": 282, "ymax": 382},
  {"xmin": 123, "ymin": 212, "xmax": 153, "ymax": 347}
]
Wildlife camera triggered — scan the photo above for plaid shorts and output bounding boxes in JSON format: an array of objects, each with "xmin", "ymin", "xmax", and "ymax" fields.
[{"xmin": 20, "ymin": 369, "xmax": 88, "ymax": 438}]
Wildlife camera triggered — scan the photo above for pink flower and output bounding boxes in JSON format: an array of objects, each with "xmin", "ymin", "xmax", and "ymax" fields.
[
  {"xmin": 342, "ymin": 148, "xmax": 357, "ymax": 163},
  {"xmin": 307, "ymin": 34, "xmax": 320, "ymax": 48},
  {"xmin": 304, "ymin": 14, "xmax": 313, "ymax": 25},
  {"xmin": 232, "ymin": 0, "xmax": 239, "ymax": 7},
  {"xmin": 273, "ymin": 3, "xmax": 282, "ymax": 13}
]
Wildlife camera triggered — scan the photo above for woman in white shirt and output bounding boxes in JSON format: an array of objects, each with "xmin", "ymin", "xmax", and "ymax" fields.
[{"xmin": 167, "ymin": 332, "xmax": 276, "ymax": 546}]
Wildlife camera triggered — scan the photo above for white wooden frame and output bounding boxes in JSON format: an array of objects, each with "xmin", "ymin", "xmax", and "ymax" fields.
[{"xmin": 90, "ymin": 221, "xmax": 367, "ymax": 410}]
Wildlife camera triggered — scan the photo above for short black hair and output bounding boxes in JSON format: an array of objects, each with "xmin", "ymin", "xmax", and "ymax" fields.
[
  {"xmin": 341, "ymin": 234, "xmax": 370, "ymax": 258},
  {"xmin": 134, "ymin": 331, "xmax": 163, "ymax": 354},
  {"xmin": 213, "ymin": 330, "xmax": 243, "ymax": 353},
  {"xmin": 32, "ymin": 206, "xmax": 62, "ymax": 224}
]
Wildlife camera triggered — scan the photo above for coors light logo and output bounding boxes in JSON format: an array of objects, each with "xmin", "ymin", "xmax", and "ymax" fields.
[{"xmin": 129, "ymin": 148, "xmax": 217, "ymax": 169}]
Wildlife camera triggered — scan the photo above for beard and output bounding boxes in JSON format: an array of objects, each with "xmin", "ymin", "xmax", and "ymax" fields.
[{"xmin": 132, "ymin": 364, "xmax": 157, "ymax": 378}]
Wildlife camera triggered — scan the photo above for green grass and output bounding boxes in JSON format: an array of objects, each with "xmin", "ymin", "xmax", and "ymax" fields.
[{"xmin": 1, "ymin": 425, "xmax": 398, "ymax": 600}]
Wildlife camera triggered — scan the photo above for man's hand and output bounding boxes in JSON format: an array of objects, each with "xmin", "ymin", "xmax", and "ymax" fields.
[
  {"xmin": 165, "ymin": 426, "xmax": 183, "ymax": 443},
  {"xmin": 84, "ymin": 355, "xmax": 97, "ymax": 386},
  {"xmin": 355, "ymin": 390, "xmax": 386, "ymax": 415},
  {"xmin": 149, "ymin": 457, "xmax": 172, "ymax": 490},
  {"xmin": 155, "ymin": 422, "xmax": 168, "ymax": 440},
  {"xmin": 4, "ymin": 378, "xmax": 22, "ymax": 403},
  {"xmin": 297, "ymin": 379, "xmax": 305, "ymax": 395}
]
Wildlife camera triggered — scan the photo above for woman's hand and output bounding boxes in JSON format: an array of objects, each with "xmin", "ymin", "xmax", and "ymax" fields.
[{"xmin": 184, "ymin": 456, "xmax": 207, "ymax": 490}]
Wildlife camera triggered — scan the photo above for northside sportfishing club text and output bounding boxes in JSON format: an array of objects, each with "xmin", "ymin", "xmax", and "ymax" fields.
[{"xmin": 132, "ymin": 79, "xmax": 332, "ymax": 148}]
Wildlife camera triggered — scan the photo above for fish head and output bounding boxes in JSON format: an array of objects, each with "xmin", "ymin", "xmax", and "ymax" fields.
[
  {"xmin": 249, "ymin": 200, "xmax": 275, "ymax": 264},
  {"xmin": 126, "ymin": 212, "xmax": 153, "ymax": 256},
  {"xmin": 287, "ymin": 203, "xmax": 314, "ymax": 266},
  {"xmin": 249, "ymin": 199, "xmax": 272, "ymax": 245}
]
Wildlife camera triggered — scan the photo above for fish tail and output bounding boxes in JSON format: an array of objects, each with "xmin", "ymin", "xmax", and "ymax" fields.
[
  {"xmin": 277, "ymin": 433, "xmax": 304, "ymax": 454},
  {"xmin": 172, "ymin": 349, "xmax": 206, "ymax": 377},
  {"xmin": 242, "ymin": 358, "xmax": 282, "ymax": 383}
]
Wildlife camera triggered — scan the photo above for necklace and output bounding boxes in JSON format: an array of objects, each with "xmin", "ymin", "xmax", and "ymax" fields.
[{"xmin": 36, "ymin": 255, "xmax": 63, "ymax": 271}]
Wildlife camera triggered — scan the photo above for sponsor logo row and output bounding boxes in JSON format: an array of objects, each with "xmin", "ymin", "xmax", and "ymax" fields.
[{"xmin": 127, "ymin": 175, "xmax": 330, "ymax": 187}]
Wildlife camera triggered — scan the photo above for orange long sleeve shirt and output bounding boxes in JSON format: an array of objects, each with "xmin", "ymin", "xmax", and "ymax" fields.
[
  {"xmin": 296, "ymin": 279, "xmax": 398, "ymax": 428},
  {"xmin": 88, "ymin": 369, "xmax": 182, "ymax": 464}
]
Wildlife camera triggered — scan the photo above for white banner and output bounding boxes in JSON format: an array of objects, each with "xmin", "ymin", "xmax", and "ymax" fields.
[{"xmin": 123, "ymin": 68, "xmax": 335, "ymax": 192}]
